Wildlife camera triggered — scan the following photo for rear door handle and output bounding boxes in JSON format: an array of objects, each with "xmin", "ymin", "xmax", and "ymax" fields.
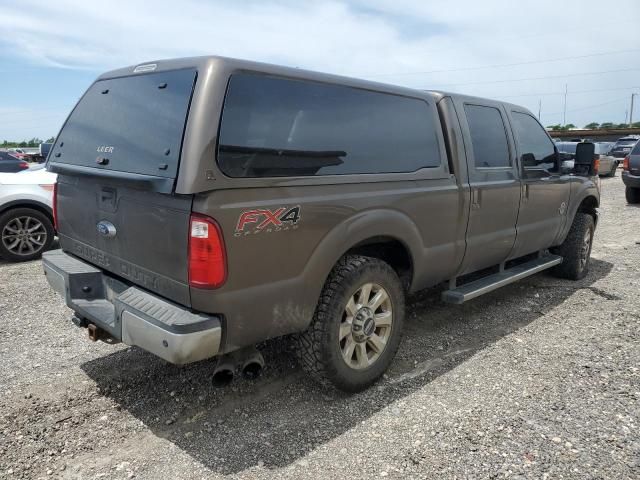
[{"xmin": 472, "ymin": 189, "xmax": 481, "ymax": 209}]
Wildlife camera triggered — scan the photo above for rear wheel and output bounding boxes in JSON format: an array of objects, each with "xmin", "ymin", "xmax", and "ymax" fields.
[
  {"xmin": 606, "ymin": 161, "xmax": 618, "ymax": 177},
  {"xmin": 0, "ymin": 208, "xmax": 54, "ymax": 262},
  {"xmin": 626, "ymin": 186, "xmax": 640, "ymax": 204},
  {"xmin": 551, "ymin": 213, "xmax": 595, "ymax": 280},
  {"xmin": 296, "ymin": 255, "xmax": 405, "ymax": 392}
]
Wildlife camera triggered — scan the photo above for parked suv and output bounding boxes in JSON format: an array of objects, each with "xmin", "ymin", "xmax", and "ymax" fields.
[
  {"xmin": 623, "ymin": 140, "xmax": 640, "ymax": 203},
  {"xmin": 43, "ymin": 57, "xmax": 600, "ymax": 391},
  {"xmin": 610, "ymin": 136, "xmax": 639, "ymax": 158},
  {"xmin": 0, "ymin": 165, "xmax": 56, "ymax": 261}
]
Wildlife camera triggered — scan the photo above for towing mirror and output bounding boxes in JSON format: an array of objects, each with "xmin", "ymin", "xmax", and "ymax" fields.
[{"xmin": 574, "ymin": 142, "xmax": 596, "ymax": 176}]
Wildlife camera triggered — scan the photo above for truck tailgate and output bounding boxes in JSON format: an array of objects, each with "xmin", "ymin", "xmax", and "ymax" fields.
[{"xmin": 56, "ymin": 178, "xmax": 192, "ymax": 306}]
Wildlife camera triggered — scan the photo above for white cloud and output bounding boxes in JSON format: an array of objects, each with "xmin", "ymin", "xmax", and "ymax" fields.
[{"xmin": 1, "ymin": 0, "xmax": 639, "ymax": 133}]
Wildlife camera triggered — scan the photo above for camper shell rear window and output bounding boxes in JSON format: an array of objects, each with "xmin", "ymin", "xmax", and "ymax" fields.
[{"xmin": 50, "ymin": 68, "xmax": 197, "ymax": 179}]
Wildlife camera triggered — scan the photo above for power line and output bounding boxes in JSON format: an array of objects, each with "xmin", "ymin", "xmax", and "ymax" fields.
[
  {"xmin": 367, "ymin": 48, "xmax": 640, "ymax": 77},
  {"xmin": 498, "ymin": 85, "xmax": 640, "ymax": 99},
  {"xmin": 426, "ymin": 67, "xmax": 640, "ymax": 88},
  {"xmin": 541, "ymin": 97, "xmax": 629, "ymax": 119}
]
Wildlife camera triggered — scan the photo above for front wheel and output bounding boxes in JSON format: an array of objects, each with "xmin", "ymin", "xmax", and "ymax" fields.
[
  {"xmin": 296, "ymin": 255, "xmax": 405, "ymax": 392},
  {"xmin": 551, "ymin": 212, "xmax": 595, "ymax": 280},
  {"xmin": 626, "ymin": 186, "xmax": 640, "ymax": 204}
]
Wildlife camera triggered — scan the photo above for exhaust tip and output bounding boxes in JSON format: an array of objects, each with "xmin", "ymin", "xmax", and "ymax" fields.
[
  {"xmin": 242, "ymin": 361, "xmax": 263, "ymax": 379},
  {"xmin": 212, "ymin": 368, "xmax": 234, "ymax": 387},
  {"xmin": 241, "ymin": 351, "xmax": 265, "ymax": 379}
]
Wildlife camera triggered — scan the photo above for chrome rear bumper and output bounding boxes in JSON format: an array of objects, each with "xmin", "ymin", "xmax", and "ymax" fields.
[{"xmin": 42, "ymin": 249, "xmax": 221, "ymax": 364}]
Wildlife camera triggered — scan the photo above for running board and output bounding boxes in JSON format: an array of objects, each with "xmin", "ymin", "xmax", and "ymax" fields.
[{"xmin": 442, "ymin": 255, "xmax": 563, "ymax": 305}]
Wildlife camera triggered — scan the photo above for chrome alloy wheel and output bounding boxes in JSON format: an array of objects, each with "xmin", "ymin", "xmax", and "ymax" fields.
[
  {"xmin": 339, "ymin": 283, "xmax": 393, "ymax": 370},
  {"xmin": 1, "ymin": 215, "xmax": 47, "ymax": 257},
  {"xmin": 580, "ymin": 228, "xmax": 592, "ymax": 270}
]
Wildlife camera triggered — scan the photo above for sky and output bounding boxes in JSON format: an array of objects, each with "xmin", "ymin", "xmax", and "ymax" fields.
[{"xmin": 0, "ymin": 0, "xmax": 639, "ymax": 140}]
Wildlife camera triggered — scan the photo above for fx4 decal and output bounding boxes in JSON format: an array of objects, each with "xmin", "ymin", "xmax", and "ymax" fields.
[{"xmin": 235, "ymin": 206, "xmax": 301, "ymax": 236}]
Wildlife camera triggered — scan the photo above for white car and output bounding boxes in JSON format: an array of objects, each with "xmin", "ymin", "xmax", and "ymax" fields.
[{"xmin": 0, "ymin": 165, "xmax": 57, "ymax": 261}]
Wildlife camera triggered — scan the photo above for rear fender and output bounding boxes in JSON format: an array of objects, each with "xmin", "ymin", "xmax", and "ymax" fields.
[{"xmin": 296, "ymin": 209, "xmax": 423, "ymax": 320}]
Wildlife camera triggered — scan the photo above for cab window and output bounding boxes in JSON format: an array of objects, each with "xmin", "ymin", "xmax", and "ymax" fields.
[
  {"xmin": 464, "ymin": 104, "xmax": 511, "ymax": 168},
  {"xmin": 511, "ymin": 112, "xmax": 556, "ymax": 170}
]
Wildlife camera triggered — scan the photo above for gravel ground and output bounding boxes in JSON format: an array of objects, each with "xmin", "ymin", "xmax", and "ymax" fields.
[{"xmin": 1, "ymin": 177, "xmax": 638, "ymax": 479}]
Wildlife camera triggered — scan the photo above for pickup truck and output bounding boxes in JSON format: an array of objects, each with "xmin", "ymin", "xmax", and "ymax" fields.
[{"xmin": 43, "ymin": 56, "xmax": 600, "ymax": 392}]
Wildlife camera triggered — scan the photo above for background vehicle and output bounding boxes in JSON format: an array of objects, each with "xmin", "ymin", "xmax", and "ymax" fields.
[
  {"xmin": 0, "ymin": 151, "xmax": 29, "ymax": 172},
  {"xmin": 6, "ymin": 148, "xmax": 29, "ymax": 160},
  {"xmin": 623, "ymin": 141, "xmax": 640, "ymax": 204},
  {"xmin": 556, "ymin": 141, "xmax": 618, "ymax": 176},
  {"xmin": 39, "ymin": 142, "xmax": 53, "ymax": 162},
  {"xmin": 610, "ymin": 136, "xmax": 639, "ymax": 158},
  {"xmin": 43, "ymin": 57, "xmax": 600, "ymax": 392},
  {"xmin": 0, "ymin": 164, "xmax": 57, "ymax": 261}
]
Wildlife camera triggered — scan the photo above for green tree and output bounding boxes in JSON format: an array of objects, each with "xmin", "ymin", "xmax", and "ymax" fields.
[
  {"xmin": 45, "ymin": 137, "xmax": 55, "ymax": 143},
  {"xmin": 599, "ymin": 122, "xmax": 614, "ymax": 129},
  {"xmin": 584, "ymin": 122, "xmax": 599, "ymax": 129},
  {"xmin": 563, "ymin": 123, "xmax": 576, "ymax": 130},
  {"xmin": 546, "ymin": 124, "xmax": 563, "ymax": 131}
]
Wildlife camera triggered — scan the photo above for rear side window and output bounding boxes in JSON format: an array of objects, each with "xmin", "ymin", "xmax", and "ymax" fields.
[
  {"xmin": 51, "ymin": 69, "xmax": 197, "ymax": 178},
  {"xmin": 511, "ymin": 112, "xmax": 556, "ymax": 169},
  {"xmin": 464, "ymin": 104, "xmax": 511, "ymax": 168},
  {"xmin": 217, "ymin": 74, "xmax": 441, "ymax": 177}
]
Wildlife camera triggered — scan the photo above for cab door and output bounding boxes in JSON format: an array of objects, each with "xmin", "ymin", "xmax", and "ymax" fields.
[
  {"xmin": 454, "ymin": 100, "xmax": 522, "ymax": 275},
  {"xmin": 507, "ymin": 110, "xmax": 571, "ymax": 258}
]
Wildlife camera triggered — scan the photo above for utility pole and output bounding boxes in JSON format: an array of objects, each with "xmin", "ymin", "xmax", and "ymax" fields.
[
  {"xmin": 562, "ymin": 84, "xmax": 568, "ymax": 126},
  {"xmin": 630, "ymin": 93, "xmax": 637, "ymax": 127},
  {"xmin": 538, "ymin": 99, "xmax": 542, "ymax": 120}
]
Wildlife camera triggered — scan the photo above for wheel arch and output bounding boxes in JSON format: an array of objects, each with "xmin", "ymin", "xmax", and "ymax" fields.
[
  {"xmin": 0, "ymin": 200, "xmax": 54, "ymax": 224},
  {"xmin": 297, "ymin": 209, "xmax": 422, "ymax": 329},
  {"xmin": 556, "ymin": 192, "xmax": 599, "ymax": 246},
  {"xmin": 576, "ymin": 194, "xmax": 599, "ymax": 225}
]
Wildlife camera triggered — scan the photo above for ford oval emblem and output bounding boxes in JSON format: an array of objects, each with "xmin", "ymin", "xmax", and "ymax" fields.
[{"xmin": 97, "ymin": 220, "xmax": 117, "ymax": 238}]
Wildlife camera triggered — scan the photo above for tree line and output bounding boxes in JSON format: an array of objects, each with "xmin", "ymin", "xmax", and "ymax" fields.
[
  {"xmin": 547, "ymin": 122, "xmax": 640, "ymax": 131},
  {"xmin": 2, "ymin": 137, "xmax": 56, "ymax": 148}
]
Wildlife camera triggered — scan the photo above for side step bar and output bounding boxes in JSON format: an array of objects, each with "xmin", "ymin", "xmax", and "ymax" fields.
[{"xmin": 442, "ymin": 254, "xmax": 562, "ymax": 305}]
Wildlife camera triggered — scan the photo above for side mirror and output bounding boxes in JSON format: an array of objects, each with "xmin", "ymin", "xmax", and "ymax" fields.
[
  {"xmin": 574, "ymin": 142, "xmax": 596, "ymax": 176},
  {"xmin": 521, "ymin": 152, "xmax": 536, "ymax": 168}
]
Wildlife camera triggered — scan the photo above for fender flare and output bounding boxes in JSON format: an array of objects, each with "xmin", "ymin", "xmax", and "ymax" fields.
[{"xmin": 557, "ymin": 189, "xmax": 599, "ymax": 245}]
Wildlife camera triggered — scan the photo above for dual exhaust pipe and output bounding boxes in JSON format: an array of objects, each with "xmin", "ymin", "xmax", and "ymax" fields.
[
  {"xmin": 73, "ymin": 315, "xmax": 263, "ymax": 386},
  {"xmin": 212, "ymin": 347, "xmax": 265, "ymax": 386}
]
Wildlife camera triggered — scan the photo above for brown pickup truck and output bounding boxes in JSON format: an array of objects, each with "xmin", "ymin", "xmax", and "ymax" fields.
[{"xmin": 43, "ymin": 56, "xmax": 600, "ymax": 391}]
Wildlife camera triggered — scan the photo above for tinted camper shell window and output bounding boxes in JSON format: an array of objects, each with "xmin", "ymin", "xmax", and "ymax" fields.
[{"xmin": 217, "ymin": 74, "xmax": 443, "ymax": 178}]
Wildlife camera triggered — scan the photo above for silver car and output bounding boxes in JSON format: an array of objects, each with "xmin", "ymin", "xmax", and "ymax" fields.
[{"xmin": 556, "ymin": 142, "xmax": 619, "ymax": 177}]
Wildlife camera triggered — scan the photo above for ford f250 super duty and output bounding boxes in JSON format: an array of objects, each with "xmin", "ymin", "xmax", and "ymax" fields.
[{"xmin": 43, "ymin": 56, "xmax": 600, "ymax": 391}]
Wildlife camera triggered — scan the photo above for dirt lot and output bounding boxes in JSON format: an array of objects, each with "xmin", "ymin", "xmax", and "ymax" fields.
[{"xmin": 1, "ymin": 177, "xmax": 638, "ymax": 479}]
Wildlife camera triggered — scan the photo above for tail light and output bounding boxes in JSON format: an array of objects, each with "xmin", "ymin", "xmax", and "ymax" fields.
[
  {"xmin": 592, "ymin": 154, "xmax": 600, "ymax": 174},
  {"xmin": 18, "ymin": 162, "xmax": 28, "ymax": 169},
  {"xmin": 188, "ymin": 213, "xmax": 227, "ymax": 289},
  {"xmin": 623, "ymin": 156, "xmax": 630, "ymax": 171},
  {"xmin": 52, "ymin": 182, "xmax": 58, "ymax": 230}
]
